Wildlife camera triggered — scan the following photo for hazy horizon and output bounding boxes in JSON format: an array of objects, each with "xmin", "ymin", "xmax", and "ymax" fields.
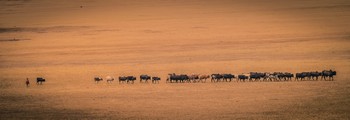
[{"xmin": 0, "ymin": 0, "xmax": 349, "ymax": 119}]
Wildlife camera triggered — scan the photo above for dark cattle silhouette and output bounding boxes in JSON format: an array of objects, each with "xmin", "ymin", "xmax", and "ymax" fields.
[
  {"xmin": 118, "ymin": 76, "xmax": 127, "ymax": 83},
  {"xmin": 271, "ymin": 72, "xmax": 284, "ymax": 81},
  {"xmin": 238, "ymin": 74, "xmax": 249, "ymax": 82},
  {"xmin": 249, "ymin": 72, "xmax": 265, "ymax": 82},
  {"xmin": 94, "ymin": 77, "xmax": 103, "ymax": 83},
  {"xmin": 284, "ymin": 72, "xmax": 294, "ymax": 81},
  {"xmin": 140, "ymin": 75, "xmax": 151, "ymax": 83},
  {"xmin": 310, "ymin": 71, "xmax": 321, "ymax": 80},
  {"xmin": 36, "ymin": 77, "xmax": 46, "ymax": 84},
  {"xmin": 151, "ymin": 77, "xmax": 161, "ymax": 84},
  {"xmin": 119, "ymin": 76, "xmax": 136, "ymax": 84},
  {"xmin": 222, "ymin": 74, "xmax": 235, "ymax": 82},
  {"xmin": 272, "ymin": 72, "xmax": 294, "ymax": 81},
  {"xmin": 211, "ymin": 74, "xmax": 223, "ymax": 82},
  {"xmin": 321, "ymin": 70, "xmax": 336, "ymax": 81},
  {"xmin": 167, "ymin": 73, "xmax": 189, "ymax": 83},
  {"xmin": 295, "ymin": 72, "xmax": 309, "ymax": 81},
  {"xmin": 127, "ymin": 76, "xmax": 136, "ymax": 83}
]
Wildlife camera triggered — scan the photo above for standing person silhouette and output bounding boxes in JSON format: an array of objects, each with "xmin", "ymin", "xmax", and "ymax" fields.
[{"xmin": 26, "ymin": 78, "xmax": 30, "ymax": 87}]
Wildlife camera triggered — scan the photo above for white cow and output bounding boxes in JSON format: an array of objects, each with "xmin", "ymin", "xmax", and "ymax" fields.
[{"xmin": 106, "ymin": 76, "xmax": 114, "ymax": 83}]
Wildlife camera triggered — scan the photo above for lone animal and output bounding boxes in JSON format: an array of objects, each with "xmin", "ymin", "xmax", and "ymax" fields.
[{"xmin": 36, "ymin": 77, "xmax": 46, "ymax": 84}]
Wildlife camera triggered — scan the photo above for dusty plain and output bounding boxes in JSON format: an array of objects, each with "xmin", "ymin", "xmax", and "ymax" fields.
[{"xmin": 0, "ymin": 0, "xmax": 349, "ymax": 119}]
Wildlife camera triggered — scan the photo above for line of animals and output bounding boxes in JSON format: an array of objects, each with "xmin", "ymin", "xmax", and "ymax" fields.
[
  {"xmin": 93, "ymin": 70, "xmax": 336, "ymax": 84},
  {"xmin": 94, "ymin": 75, "xmax": 161, "ymax": 84}
]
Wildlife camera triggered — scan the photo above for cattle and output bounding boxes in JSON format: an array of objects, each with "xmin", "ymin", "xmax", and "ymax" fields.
[
  {"xmin": 295, "ymin": 72, "xmax": 309, "ymax": 81},
  {"xmin": 222, "ymin": 74, "xmax": 235, "ymax": 82},
  {"xmin": 268, "ymin": 73, "xmax": 279, "ymax": 82},
  {"xmin": 262, "ymin": 73, "xmax": 278, "ymax": 82},
  {"xmin": 119, "ymin": 76, "xmax": 136, "ymax": 84},
  {"xmin": 140, "ymin": 75, "xmax": 151, "ymax": 83},
  {"xmin": 94, "ymin": 77, "xmax": 103, "ymax": 83},
  {"xmin": 167, "ymin": 73, "xmax": 189, "ymax": 83},
  {"xmin": 272, "ymin": 72, "xmax": 294, "ymax": 81},
  {"xmin": 249, "ymin": 72, "xmax": 265, "ymax": 82},
  {"xmin": 295, "ymin": 72, "xmax": 305, "ymax": 81},
  {"xmin": 118, "ymin": 76, "xmax": 128, "ymax": 83},
  {"xmin": 166, "ymin": 74, "xmax": 174, "ymax": 83},
  {"xmin": 211, "ymin": 74, "xmax": 223, "ymax": 82},
  {"xmin": 295, "ymin": 70, "xmax": 337, "ymax": 81},
  {"xmin": 310, "ymin": 71, "xmax": 321, "ymax": 80},
  {"xmin": 126, "ymin": 76, "xmax": 136, "ymax": 83},
  {"xmin": 321, "ymin": 70, "xmax": 336, "ymax": 81},
  {"xmin": 272, "ymin": 72, "xmax": 286, "ymax": 81},
  {"xmin": 237, "ymin": 74, "xmax": 249, "ymax": 82},
  {"xmin": 188, "ymin": 74, "xmax": 200, "ymax": 83},
  {"xmin": 151, "ymin": 77, "xmax": 161, "ymax": 84},
  {"xmin": 90, "ymin": 70, "xmax": 331, "ymax": 84},
  {"xmin": 210, "ymin": 74, "xmax": 234, "ymax": 82},
  {"xmin": 36, "ymin": 77, "xmax": 46, "ymax": 84},
  {"xmin": 199, "ymin": 74, "xmax": 210, "ymax": 83},
  {"xmin": 284, "ymin": 72, "xmax": 294, "ymax": 81},
  {"xmin": 106, "ymin": 76, "xmax": 114, "ymax": 83}
]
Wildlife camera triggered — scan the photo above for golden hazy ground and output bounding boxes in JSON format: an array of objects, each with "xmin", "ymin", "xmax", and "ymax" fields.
[{"xmin": 0, "ymin": 0, "xmax": 349, "ymax": 119}]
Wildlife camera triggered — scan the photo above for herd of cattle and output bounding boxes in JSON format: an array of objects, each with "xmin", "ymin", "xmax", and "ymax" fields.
[
  {"xmin": 93, "ymin": 70, "xmax": 336, "ymax": 84},
  {"xmin": 94, "ymin": 75, "xmax": 161, "ymax": 84}
]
